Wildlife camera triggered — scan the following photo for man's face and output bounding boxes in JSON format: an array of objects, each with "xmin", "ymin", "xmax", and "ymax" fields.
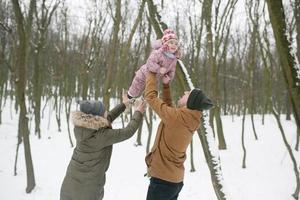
[
  {"xmin": 166, "ymin": 39, "xmax": 178, "ymax": 53},
  {"xmin": 177, "ymin": 91, "xmax": 190, "ymax": 107}
]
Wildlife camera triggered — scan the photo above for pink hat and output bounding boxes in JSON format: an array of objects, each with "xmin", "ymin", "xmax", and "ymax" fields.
[{"xmin": 161, "ymin": 29, "xmax": 177, "ymax": 45}]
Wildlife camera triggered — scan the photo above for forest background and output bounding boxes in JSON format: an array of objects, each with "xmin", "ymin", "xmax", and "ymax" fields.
[{"xmin": 0, "ymin": 0, "xmax": 300, "ymax": 199}]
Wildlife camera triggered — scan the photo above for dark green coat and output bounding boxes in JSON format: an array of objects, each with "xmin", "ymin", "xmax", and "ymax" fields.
[{"xmin": 60, "ymin": 103, "xmax": 143, "ymax": 200}]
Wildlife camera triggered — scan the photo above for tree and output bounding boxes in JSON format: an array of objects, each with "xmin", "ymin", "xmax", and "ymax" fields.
[
  {"xmin": 32, "ymin": 0, "xmax": 60, "ymax": 138},
  {"xmin": 103, "ymin": 0, "xmax": 122, "ymax": 110},
  {"xmin": 266, "ymin": 0, "xmax": 300, "ymax": 131},
  {"xmin": 0, "ymin": 0, "xmax": 12, "ymax": 124},
  {"xmin": 116, "ymin": 0, "xmax": 146, "ymax": 97},
  {"xmin": 246, "ymin": 0, "xmax": 261, "ymax": 140},
  {"xmin": 295, "ymin": 0, "xmax": 300, "ymax": 64},
  {"xmin": 294, "ymin": 0, "xmax": 300, "ymax": 152},
  {"xmin": 260, "ymin": 24, "xmax": 300, "ymax": 198},
  {"xmin": 11, "ymin": 0, "xmax": 36, "ymax": 193},
  {"xmin": 202, "ymin": 0, "xmax": 237, "ymax": 150}
]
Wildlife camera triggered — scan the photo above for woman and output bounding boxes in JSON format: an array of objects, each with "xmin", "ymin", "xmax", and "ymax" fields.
[{"xmin": 60, "ymin": 93, "xmax": 146, "ymax": 200}]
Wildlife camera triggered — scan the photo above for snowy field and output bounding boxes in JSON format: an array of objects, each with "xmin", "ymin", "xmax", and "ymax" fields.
[{"xmin": 0, "ymin": 100, "xmax": 299, "ymax": 200}]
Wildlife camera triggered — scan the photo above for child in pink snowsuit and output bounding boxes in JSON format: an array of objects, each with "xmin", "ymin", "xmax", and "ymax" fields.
[{"xmin": 127, "ymin": 29, "xmax": 181, "ymax": 98}]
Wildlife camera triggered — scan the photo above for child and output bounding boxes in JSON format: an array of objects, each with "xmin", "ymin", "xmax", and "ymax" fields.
[
  {"xmin": 60, "ymin": 93, "xmax": 146, "ymax": 200},
  {"xmin": 127, "ymin": 28, "xmax": 181, "ymax": 99}
]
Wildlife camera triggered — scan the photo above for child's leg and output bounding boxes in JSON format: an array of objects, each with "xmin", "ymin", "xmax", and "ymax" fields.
[{"xmin": 128, "ymin": 72, "xmax": 146, "ymax": 98}]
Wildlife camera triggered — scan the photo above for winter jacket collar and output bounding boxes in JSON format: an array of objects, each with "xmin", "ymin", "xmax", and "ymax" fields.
[
  {"xmin": 163, "ymin": 51, "xmax": 176, "ymax": 59},
  {"xmin": 72, "ymin": 111, "xmax": 110, "ymax": 130},
  {"xmin": 177, "ymin": 107, "xmax": 201, "ymax": 132}
]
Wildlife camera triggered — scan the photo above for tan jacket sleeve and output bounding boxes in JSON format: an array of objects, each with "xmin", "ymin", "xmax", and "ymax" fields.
[
  {"xmin": 145, "ymin": 72, "xmax": 177, "ymax": 123},
  {"xmin": 162, "ymin": 83, "xmax": 173, "ymax": 107}
]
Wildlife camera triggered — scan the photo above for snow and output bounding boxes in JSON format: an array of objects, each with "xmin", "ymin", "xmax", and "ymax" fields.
[
  {"xmin": 179, "ymin": 58, "xmax": 229, "ymax": 198},
  {"xmin": 202, "ymin": 112, "xmax": 230, "ymax": 199},
  {"xmin": 288, "ymin": 38, "xmax": 300, "ymax": 82},
  {"xmin": 0, "ymin": 99, "xmax": 299, "ymax": 200},
  {"xmin": 177, "ymin": 60, "xmax": 194, "ymax": 90},
  {"xmin": 283, "ymin": 12, "xmax": 300, "ymax": 83},
  {"xmin": 2, "ymin": 0, "xmax": 298, "ymax": 198}
]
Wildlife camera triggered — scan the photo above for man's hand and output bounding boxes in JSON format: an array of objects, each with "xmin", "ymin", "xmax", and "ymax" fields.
[
  {"xmin": 135, "ymin": 99, "xmax": 147, "ymax": 114},
  {"xmin": 162, "ymin": 74, "xmax": 171, "ymax": 84}
]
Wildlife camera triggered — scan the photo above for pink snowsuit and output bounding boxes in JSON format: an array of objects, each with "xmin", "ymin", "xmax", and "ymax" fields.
[{"xmin": 128, "ymin": 45, "xmax": 178, "ymax": 98}]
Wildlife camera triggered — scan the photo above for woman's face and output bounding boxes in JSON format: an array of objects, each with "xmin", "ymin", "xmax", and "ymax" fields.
[{"xmin": 166, "ymin": 39, "xmax": 178, "ymax": 53}]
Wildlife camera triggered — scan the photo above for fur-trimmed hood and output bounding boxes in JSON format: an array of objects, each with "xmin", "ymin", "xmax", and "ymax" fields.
[{"xmin": 72, "ymin": 111, "xmax": 110, "ymax": 130}]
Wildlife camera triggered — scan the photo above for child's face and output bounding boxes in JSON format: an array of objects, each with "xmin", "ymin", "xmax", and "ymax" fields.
[{"xmin": 166, "ymin": 39, "xmax": 178, "ymax": 53}]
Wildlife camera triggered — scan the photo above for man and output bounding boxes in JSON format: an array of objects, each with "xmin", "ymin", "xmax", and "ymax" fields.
[{"xmin": 144, "ymin": 72, "xmax": 213, "ymax": 200}]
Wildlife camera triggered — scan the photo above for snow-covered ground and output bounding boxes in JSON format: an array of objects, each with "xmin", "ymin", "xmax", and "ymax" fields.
[{"xmin": 0, "ymin": 100, "xmax": 299, "ymax": 200}]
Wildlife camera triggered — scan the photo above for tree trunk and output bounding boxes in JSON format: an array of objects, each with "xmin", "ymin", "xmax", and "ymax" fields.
[
  {"xmin": 189, "ymin": 138, "xmax": 196, "ymax": 172},
  {"xmin": 197, "ymin": 114, "xmax": 227, "ymax": 200},
  {"xmin": 247, "ymin": 1, "xmax": 260, "ymax": 140},
  {"xmin": 0, "ymin": 26, "xmax": 6, "ymax": 124},
  {"xmin": 203, "ymin": 0, "xmax": 226, "ymax": 149},
  {"xmin": 266, "ymin": 0, "xmax": 300, "ymax": 130},
  {"xmin": 241, "ymin": 106, "xmax": 247, "ymax": 168},
  {"xmin": 271, "ymin": 105, "xmax": 300, "ymax": 199},
  {"xmin": 286, "ymin": 92, "xmax": 292, "ymax": 120},
  {"xmin": 103, "ymin": 0, "xmax": 122, "ymax": 110},
  {"xmin": 295, "ymin": 0, "xmax": 300, "ymax": 64},
  {"xmin": 33, "ymin": 43, "xmax": 42, "ymax": 138},
  {"xmin": 54, "ymin": 87, "xmax": 61, "ymax": 132},
  {"xmin": 13, "ymin": 130, "xmax": 22, "ymax": 175},
  {"xmin": 117, "ymin": 0, "xmax": 145, "ymax": 93},
  {"xmin": 32, "ymin": 0, "xmax": 60, "ymax": 138},
  {"xmin": 0, "ymin": 84, "xmax": 3, "ymax": 124},
  {"xmin": 296, "ymin": 127, "xmax": 299, "ymax": 151},
  {"xmin": 11, "ymin": 0, "xmax": 36, "ymax": 193},
  {"xmin": 223, "ymin": 61, "xmax": 228, "ymax": 116},
  {"xmin": 259, "ymin": 13, "xmax": 300, "ymax": 196},
  {"xmin": 146, "ymin": 0, "xmax": 166, "ymax": 39},
  {"xmin": 81, "ymin": 65, "xmax": 89, "ymax": 100},
  {"xmin": 80, "ymin": 21, "xmax": 93, "ymax": 100},
  {"xmin": 294, "ymin": 0, "xmax": 300, "ymax": 153}
]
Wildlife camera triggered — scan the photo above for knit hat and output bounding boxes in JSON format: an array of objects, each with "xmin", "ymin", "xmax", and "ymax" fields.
[
  {"xmin": 187, "ymin": 89, "xmax": 213, "ymax": 111},
  {"xmin": 161, "ymin": 29, "xmax": 177, "ymax": 45},
  {"xmin": 79, "ymin": 100, "xmax": 105, "ymax": 116}
]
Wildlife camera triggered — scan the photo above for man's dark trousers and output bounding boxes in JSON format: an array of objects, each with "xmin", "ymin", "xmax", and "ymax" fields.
[{"xmin": 146, "ymin": 177, "xmax": 184, "ymax": 200}]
